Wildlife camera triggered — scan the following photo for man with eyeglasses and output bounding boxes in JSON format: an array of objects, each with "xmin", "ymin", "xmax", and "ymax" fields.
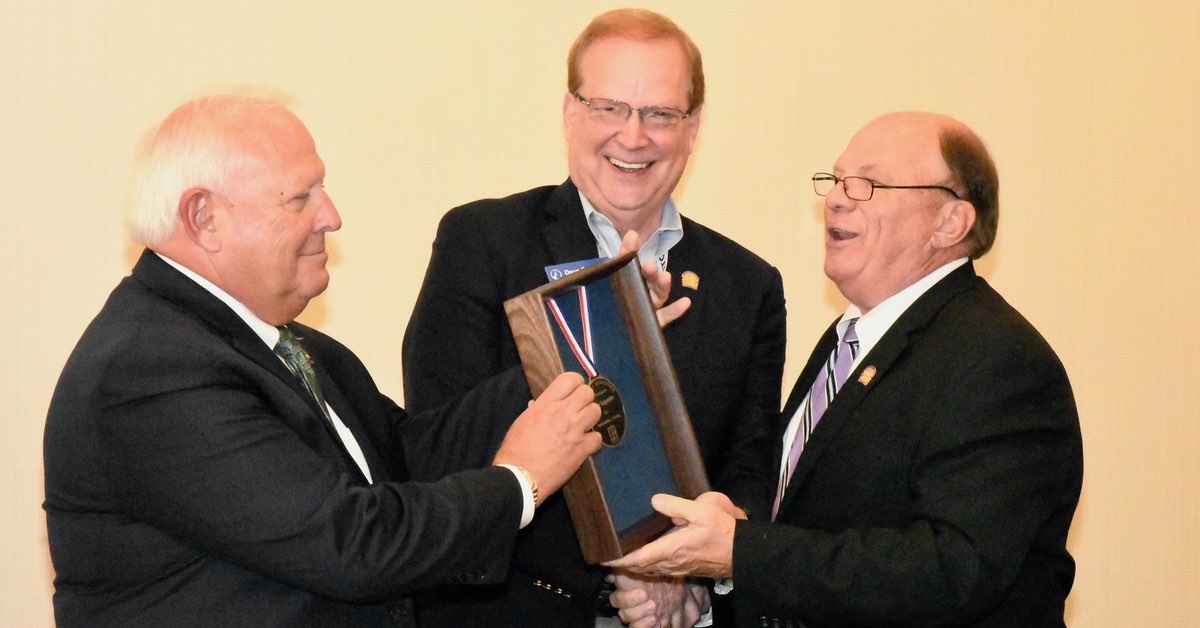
[
  {"xmin": 403, "ymin": 8, "xmax": 785, "ymax": 628},
  {"xmin": 607, "ymin": 112, "xmax": 1083, "ymax": 627}
]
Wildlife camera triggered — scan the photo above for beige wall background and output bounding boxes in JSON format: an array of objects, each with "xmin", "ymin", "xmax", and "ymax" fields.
[{"xmin": 3, "ymin": 1, "xmax": 1197, "ymax": 625}]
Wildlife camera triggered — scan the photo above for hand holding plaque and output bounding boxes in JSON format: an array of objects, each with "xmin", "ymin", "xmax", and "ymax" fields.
[
  {"xmin": 604, "ymin": 492, "xmax": 745, "ymax": 580},
  {"xmin": 492, "ymin": 372, "xmax": 602, "ymax": 499},
  {"xmin": 614, "ymin": 230, "xmax": 691, "ymax": 329}
]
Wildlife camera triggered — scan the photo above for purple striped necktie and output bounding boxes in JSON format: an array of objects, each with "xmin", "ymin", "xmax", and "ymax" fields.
[{"xmin": 772, "ymin": 318, "xmax": 860, "ymax": 520}]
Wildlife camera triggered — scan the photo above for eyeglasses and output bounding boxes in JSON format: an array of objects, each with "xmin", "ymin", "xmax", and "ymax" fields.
[
  {"xmin": 575, "ymin": 94, "xmax": 690, "ymax": 130},
  {"xmin": 812, "ymin": 173, "xmax": 961, "ymax": 201}
]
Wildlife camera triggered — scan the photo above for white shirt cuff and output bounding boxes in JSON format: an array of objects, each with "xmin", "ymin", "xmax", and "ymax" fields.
[{"xmin": 496, "ymin": 464, "xmax": 535, "ymax": 528}]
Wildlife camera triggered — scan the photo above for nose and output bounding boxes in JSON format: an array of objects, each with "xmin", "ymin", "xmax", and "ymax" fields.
[
  {"xmin": 824, "ymin": 178, "xmax": 855, "ymax": 213},
  {"xmin": 614, "ymin": 111, "xmax": 651, "ymax": 149},
  {"xmin": 313, "ymin": 186, "xmax": 342, "ymax": 233}
]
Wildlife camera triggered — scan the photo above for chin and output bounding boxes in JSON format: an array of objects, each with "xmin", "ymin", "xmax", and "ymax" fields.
[
  {"xmin": 824, "ymin": 250, "xmax": 861, "ymax": 279},
  {"xmin": 301, "ymin": 274, "xmax": 331, "ymax": 299},
  {"xmin": 822, "ymin": 259, "xmax": 841, "ymax": 281}
]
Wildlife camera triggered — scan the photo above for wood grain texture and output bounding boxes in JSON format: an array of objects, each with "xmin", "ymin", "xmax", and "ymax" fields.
[{"xmin": 504, "ymin": 252, "xmax": 709, "ymax": 563}]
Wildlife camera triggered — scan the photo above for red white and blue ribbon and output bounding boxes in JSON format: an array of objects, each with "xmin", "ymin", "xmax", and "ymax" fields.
[{"xmin": 545, "ymin": 286, "xmax": 597, "ymax": 378}]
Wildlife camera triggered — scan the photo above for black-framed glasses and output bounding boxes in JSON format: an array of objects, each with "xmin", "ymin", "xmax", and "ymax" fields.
[
  {"xmin": 575, "ymin": 94, "xmax": 690, "ymax": 130},
  {"xmin": 812, "ymin": 172, "xmax": 961, "ymax": 201}
]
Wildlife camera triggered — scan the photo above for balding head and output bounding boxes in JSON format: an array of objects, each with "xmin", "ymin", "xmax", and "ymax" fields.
[
  {"xmin": 129, "ymin": 94, "xmax": 302, "ymax": 247},
  {"xmin": 823, "ymin": 112, "xmax": 994, "ymax": 310},
  {"xmin": 129, "ymin": 93, "xmax": 341, "ymax": 325}
]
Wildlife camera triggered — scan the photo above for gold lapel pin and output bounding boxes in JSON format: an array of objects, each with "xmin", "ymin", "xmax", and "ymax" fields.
[
  {"xmin": 681, "ymin": 271, "xmax": 700, "ymax": 290},
  {"xmin": 858, "ymin": 365, "xmax": 877, "ymax": 386}
]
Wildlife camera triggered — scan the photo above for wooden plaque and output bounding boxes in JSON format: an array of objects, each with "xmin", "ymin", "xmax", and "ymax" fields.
[{"xmin": 504, "ymin": 252, "xmax": 709, "ymax": 564}]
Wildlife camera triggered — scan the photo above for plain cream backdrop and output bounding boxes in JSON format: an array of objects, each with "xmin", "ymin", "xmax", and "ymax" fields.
[{"xmin": 3, "ymin": 1, "xmax": 1197, "ymax": 625}]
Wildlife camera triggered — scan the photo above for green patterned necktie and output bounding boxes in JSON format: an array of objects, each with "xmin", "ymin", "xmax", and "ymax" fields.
[{"xmin": 274, "ymin": 325, "xmax": 331, "ymax": 422}]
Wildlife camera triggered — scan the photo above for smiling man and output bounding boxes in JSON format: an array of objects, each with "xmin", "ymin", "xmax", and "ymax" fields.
[
  {"xmin": 403, "ymin": 9, "xmax": 786, "ymax": 628},
  {"xmin": 43, "ymin": 94, "xmax": 606, "ymax": 627},
  {"xmin": 607, "ymin": 112, "xmax": 1084, "ymax": 627}
]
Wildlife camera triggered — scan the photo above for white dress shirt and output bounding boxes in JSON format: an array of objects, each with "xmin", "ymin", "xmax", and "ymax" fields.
[
  {"xmin": 776, "ymin": 258, "xmax": 969, "ymax": 480},
  {"xmin": 579, "ymin": 192, "xmax": 683, "ymax": 270},
  {"xmin": 156, "ymin": 253, "xmax": 376, "ymax": 482}
]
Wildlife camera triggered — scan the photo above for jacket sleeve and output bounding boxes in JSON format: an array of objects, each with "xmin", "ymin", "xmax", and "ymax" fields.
[
  {"xmin": 97, "ymin": 337, "xmax": 524, "ymax": 604},
  {"xmin": 397, "ymin": 366, "xmax": 530, "ymax": 482},
  {"xmin": 710, "ymin": 265, "xmax": 787, "ymax": 518},
  {"xmin": 403, "ymin": 206, "xmax": 529, "ymax": 414}
]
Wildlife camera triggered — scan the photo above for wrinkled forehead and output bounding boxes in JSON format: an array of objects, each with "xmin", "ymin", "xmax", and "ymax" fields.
[{"xmin": 836, "ymin": 113, "xmax": 949, "ymax": 182}]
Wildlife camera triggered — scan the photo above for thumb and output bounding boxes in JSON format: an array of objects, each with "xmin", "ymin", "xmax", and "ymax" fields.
[
  {"xmin": 539, "ymin": 371, "xmax": 585, "ymax": 401},
  {"xmin": 656, "ymin": 295, "xmax": 691, "ymax": 328},
  {"xmin": 617, "ymin": 230, "xmax": 640, "ymax": 256},
  {"xmin": 651, "ymin": 493, "xmax": 700, "ymax": 526}
]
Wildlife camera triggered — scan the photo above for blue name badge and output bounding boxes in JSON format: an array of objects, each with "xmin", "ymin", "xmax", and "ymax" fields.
[{"xmin": 544, "ymin": 256, "xmax": 608, "ymax": 282}]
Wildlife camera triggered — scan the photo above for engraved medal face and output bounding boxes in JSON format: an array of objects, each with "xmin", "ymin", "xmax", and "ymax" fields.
[{"xmin": 588, "ymin": 375, "xmax": 627, "ymax": 447}]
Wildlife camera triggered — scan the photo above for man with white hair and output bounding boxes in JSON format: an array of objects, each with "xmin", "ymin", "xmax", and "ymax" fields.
[{"xmin": 43, "ymin": 93, "xmax": 607, "ymax": 627}]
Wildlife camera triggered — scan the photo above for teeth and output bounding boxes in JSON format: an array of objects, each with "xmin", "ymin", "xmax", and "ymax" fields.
[{"xmin": 609, "ymin": 157, "xmax": 648, "ymax": 170}]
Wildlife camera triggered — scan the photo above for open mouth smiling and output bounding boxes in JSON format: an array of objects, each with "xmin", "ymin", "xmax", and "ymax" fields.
[
  {"xmin": 828, "ymin": 228, "xmax": 858, "ymax": 241},
  {"xmin": 608, "ymin": 156, "xmax": 650, "ymax": 172}
]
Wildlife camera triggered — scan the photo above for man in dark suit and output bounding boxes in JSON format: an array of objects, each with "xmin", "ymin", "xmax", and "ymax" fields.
[
  {"xmin": 42, "ymin": 93, "xmax": 607, "ymax": 627},
  {"xmin": 402, "ymin": 9, "xmax": 785, "ymax": 628},
  {"xmin": 608, "ymin": 111, "xmax": 1083, "ymax": 627}
]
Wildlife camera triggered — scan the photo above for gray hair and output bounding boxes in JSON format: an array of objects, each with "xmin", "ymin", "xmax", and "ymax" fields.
[{"xmin": 128, "ymin": 90, "xmax": 294, "ymax": 246}]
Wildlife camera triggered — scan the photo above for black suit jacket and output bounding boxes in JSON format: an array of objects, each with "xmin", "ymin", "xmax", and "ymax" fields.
[
  {"xmin": 733, "ymin": 263, "xmax": 1083, "ymax": 627},
  {"xmin": 44, "ymin": 250, "xmax": 530, "ymax": 627},
  {"xmin": 402, "ymin": 180, "xmax": 786, "ymax": 626}
]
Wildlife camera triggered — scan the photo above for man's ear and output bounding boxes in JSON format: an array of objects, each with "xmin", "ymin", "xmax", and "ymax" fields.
[
  {"xmin": 931, "ymin": 199, "xmax": 976, "ymax": 250},
  {"xmin": 684, "ymin": 104, "xmax": 702, "ymax": 147},
  {"xmin": 562, "ymin": 91, "xmax": 579, "ymax": 131},
  {"xmin": 179, "ymin": 189, "xmax": 221, "ymax": 252}
]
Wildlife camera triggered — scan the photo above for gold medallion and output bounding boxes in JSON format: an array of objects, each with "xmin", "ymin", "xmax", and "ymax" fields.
[{"xmin": 588, "ymin": 375, "xmax": 627, "ymax": 447}]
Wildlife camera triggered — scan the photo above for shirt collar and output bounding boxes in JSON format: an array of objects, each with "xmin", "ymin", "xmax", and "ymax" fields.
[
  {"xmin": 155, "ymin": 252, "xmax": 281, "ymax": 348},
  {"xmin": 841, "ymin": 257, "xmax": 969, "ymax": 361},
  {"xmin": 578, "ymin": 192, "xmax": 683, "ymax": 267}
]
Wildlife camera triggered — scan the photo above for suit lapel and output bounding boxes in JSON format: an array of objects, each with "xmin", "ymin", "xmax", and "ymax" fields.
[
  {"xmin": 313, "ymin": 366, "xmax": 384, "ymax": 484},
  {"xmin": 541, "ymin": 180, "xmax": 603, "ymax": 265},
  {"xmin": 658, "ymin": 222, "xmax": 704, "ymax": 369},
  {"xmin": 132, "ymin": 250, "xmax": 290, "ymax": 380},
  {"xmin": 778, "ymin": 263, "xmax": 981, "ymax": 514},
  {"xmin": 778, "ymin": 324, "xmax": 838, "ymax": 434},
  {"xmin": 132, "ymin": 250, "xmax": 371, "ymax": 479}
]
